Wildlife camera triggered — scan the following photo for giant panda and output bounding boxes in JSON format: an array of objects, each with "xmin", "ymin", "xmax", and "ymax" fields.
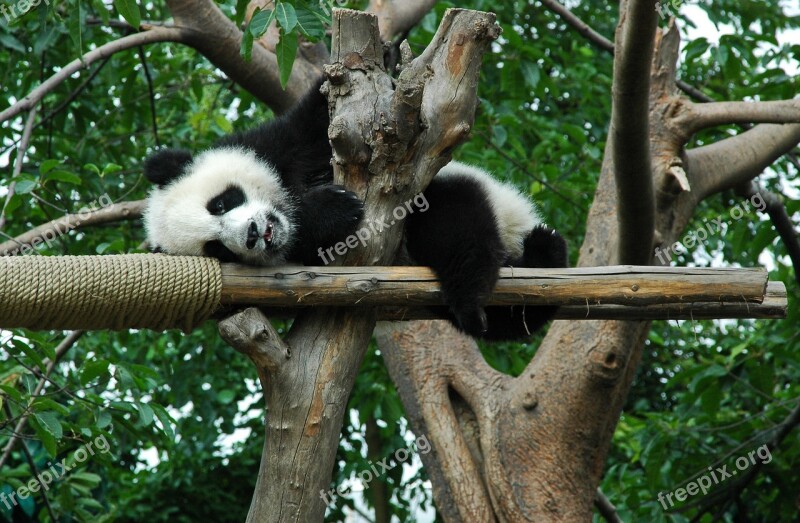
[{"xmin": 143, "ymin": 81, "xmax": 567, "ymax": 340}]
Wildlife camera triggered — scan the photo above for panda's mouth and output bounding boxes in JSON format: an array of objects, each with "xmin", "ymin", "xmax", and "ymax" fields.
[{"xmin": 263, "ymin": 221, "xmax": 274, "ymax": 246}]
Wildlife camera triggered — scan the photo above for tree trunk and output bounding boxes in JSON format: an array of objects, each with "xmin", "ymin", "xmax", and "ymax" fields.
[{"xmin": 219, "ymin": 8, "xmax": 498, "ymax": 522}]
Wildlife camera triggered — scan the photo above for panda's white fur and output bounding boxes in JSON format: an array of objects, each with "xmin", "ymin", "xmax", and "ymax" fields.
[
  {"xmin": 144, "ymin": 148, "xmax": 297, "ymax": 266},
  {"xmin": 436, "ymin": 162, "xmax": 542, "ymax": 260}
]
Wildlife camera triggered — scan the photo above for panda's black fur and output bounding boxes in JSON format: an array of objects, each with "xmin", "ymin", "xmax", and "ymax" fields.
[{"xmin": 143, "ymin": 81, "xmax": 567, "ymax": 340}]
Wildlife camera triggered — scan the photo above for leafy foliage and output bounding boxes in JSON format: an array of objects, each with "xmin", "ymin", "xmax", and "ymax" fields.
[{"xmin": 0, "ymin": 0, "xmax": 798, "ymax": 522}]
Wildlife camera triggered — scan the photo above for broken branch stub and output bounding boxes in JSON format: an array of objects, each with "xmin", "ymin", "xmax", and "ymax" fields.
[{"xmin": 322, "ymin": 8, "xmax": 500, "ymax": 265}]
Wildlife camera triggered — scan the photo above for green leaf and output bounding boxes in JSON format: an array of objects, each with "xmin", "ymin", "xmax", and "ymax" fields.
[
  {"xmin": 249, "ymin": 8, "xmax": 275, "ymax": 37},
  {"xmin": 31, "ymin": 398, "xmax": 70, "ymax": 415},
  {"xmin": 80, "ymin": 360, "xmax": 110, "ymax": 385},
  {"xmin": 276, "ymin": 30, "xmax": 298, "ymax": 90},
  {"xmin": 34, "ymin": 411, "xmax": 63, "ymax": 440},
  {"xmin": 234, "ymin": 0, "xmax": 250, "ymax": 26},
  {"xmin": 135, "ymin": 402, "xmax": 154, "ymax": 427},
  {"xmin": 275, "ymin": 2, "xmax": 297, "ymax": 33},
  {"xmin": 240, "ymin": 29, "xmax": 254, "ymax": 61},
  {"xmin": 0, "ymin": 33, "xmax": 26, "ymax": 53},
  {"xmin": 13, "ymin": 179, "xmax": 37, "ymax": 195},
  {"xmin": 151, "ymin": 404, "xmax": 175, "ymax": 440},
  {"xmin": 69, "ymin": 0, "xmax": 83, "ymax": 55},
  {"xmin": 11, "ymin": 340, "xmax": 44, "ymax": 369},
  {"xmin": 44, "ymin": 170, "xmax": 82, "ymax": 185},
  {"xmin": 70, "ymin": 472, "xmax": 102, "ymax": 488},
  {"xmin": 295, "ymin": 7, "xmax": 326, "ymax": 41},
  {"xmin": 0, "ymin": 384, "xmax": 22, "ymax": 403},
  {"xmin": 39, "ymin": 159, "xmax": 61, "ymax": 175},
  {"xmin": 95, "ymin": 410, "xmax": 112, "ymax": 429},
  {"xmin": 113, "ymin": 0, "xmax": 141, "ymax": 29},
  {"xmin": 520, "ymin": 61, "xmax": 540, "ymax": 89}
]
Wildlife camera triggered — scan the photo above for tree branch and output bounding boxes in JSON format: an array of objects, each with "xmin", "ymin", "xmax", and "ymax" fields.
[
  {"xmin": 539, "ymin": 0, "xmax": 614, "ymax": 53},
  {"xmin": 685, "ymin": 99, "xmax": 800, "ymax": 133},
  {"xmin": 165, "ymin": 0, "xmax": 323, "ymax": 112},
  {"xmin": 376, "ymin": 321, "xmax": 500, "ymax": 521},
  {"xmin": 0, "ymin": 107, "xmax": 38, "ymax": 231},
  {"xmin": 686, "ymin": 123, "xmax": 800, "ymax": 199},
  {"xmin": 610, "ymin": 0, "xmax": 658, "ymax": 264},
  {"xmin": 0, "ymin": 27, "xmax": 191, "ymax": 125},
  {"xmin": 595, "ymin": 488, "xmax": 623, "ymax": 523},
  {"xmin": 0, "ymin": 200, "xmax": 145, "ymax": 255}
]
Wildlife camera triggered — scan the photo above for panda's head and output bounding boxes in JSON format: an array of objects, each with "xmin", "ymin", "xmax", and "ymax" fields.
[{"xmin": 142, "ymin": 147, "xmax": 297, "ymax": 265}]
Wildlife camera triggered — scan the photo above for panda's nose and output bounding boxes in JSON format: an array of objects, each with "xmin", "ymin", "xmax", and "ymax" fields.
[{"xmin": 245, "ymin": 221, "xmax": 259, "ymax": 249}]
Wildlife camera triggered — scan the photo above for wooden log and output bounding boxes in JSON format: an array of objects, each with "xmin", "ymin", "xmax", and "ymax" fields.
[
  {"xmin": 376, "ymin": 281, "xmax": 788, "ymax": 321},
  {"xmin": 220, "ymin": 265, "xmax": 770, "ymax": 307}
]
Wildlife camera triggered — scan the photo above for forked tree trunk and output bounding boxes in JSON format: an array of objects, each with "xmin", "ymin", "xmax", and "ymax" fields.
[{"xmin": 219, "ymin": 8, "xmax": 499, "ymax": 522}]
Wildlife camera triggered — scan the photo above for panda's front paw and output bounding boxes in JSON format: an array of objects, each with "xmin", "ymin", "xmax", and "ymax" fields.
[
  {"xmin": 450, "ymin": 304, "xmax": 488, "ymax": 338},
  {"xmin": 321, "ymin": 185, "xmax": 365, "ymax": 231},
  {"xmin": 300, "ymin": 185, "xmax": 365, "ymax": 250}
]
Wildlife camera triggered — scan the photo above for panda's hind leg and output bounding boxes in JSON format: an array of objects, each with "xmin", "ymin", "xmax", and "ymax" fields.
[
  {"xmin": 405, "ymin": 176, "xmax": 506, "ymax": 338},
  {"xmin": 482, "ymin": 224, "xmax": 568, "ymax": 340}
]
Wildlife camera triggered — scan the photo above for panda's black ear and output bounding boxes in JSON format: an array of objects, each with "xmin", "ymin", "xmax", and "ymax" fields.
[{"xmin": 143, "ymin": 148, "xmax": 193, "ymax": 187}]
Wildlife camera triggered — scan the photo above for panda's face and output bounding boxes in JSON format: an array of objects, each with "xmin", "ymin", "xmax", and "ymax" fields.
[{"xmin": 144, "ymin": 148, "xmax": 297, "ymax": 265}]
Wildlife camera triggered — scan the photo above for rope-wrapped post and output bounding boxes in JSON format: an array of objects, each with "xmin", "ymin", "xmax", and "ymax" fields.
[{"xmin": 0, "ymin": 254, "xmax": 221, "ymax": 331}]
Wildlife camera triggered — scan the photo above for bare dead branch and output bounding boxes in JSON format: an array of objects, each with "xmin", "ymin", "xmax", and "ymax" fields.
[
  {"xmin": 610, "ymin": 0, "xmax": 658, "ymax": 264},
  {"xmin": 0, "ymin": 27, "xmax": 191, "ymax": 125},
  {"xmin": 218, "ymin": 308, "xmax": 290, "ymax": 376},
  {"xmin": 686, "ymin": 123, "xmax": 800, "ymax": 199},
  {"xmin": 0, "ymin": 200, "xmax": 145, "ymax": 256}
]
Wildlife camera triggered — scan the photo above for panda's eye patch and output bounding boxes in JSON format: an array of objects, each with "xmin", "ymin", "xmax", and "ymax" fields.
[{"xmin": 207, "ymin": 186, "xmax": 246, "ymax": 216}]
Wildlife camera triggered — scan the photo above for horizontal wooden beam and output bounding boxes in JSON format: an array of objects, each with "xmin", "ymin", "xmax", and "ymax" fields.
[
  {"xmin": 0, "ymin": 255, "xmax": 785, "ymax": 332},
  {"xmin": 221, "ymin": 265, "xmax": 771, "ymax": 307},
  {"xmin": 376, "ymin": 281, "xmax": 787, "ymax": 321}
]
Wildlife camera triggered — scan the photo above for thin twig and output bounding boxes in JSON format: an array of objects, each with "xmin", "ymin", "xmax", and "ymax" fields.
[{"xmin": 137, "ymin": 46, "xmax": 160, "ymax": 147}]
